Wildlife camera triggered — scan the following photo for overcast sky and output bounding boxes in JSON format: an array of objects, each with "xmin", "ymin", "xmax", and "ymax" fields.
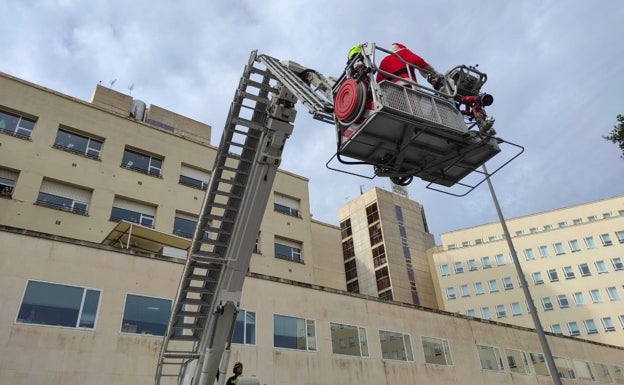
[{"xmin": 2, "ymin": 1, "xmax": 623, "ymax": 242}]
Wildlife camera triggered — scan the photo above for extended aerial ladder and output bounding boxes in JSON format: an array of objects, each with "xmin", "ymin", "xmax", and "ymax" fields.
[
  {"xmin": 155, "ymin": 43, "xmax": 521, "ymax": 385},
  {"xmin": 154, "ymin": 51, "xmax": 335, "ymax": 385}
]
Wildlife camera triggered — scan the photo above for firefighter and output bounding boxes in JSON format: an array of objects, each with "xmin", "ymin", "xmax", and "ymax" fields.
[{"xmin": 376, "ymin": 43, "xmax": 443, "ymax": 89}]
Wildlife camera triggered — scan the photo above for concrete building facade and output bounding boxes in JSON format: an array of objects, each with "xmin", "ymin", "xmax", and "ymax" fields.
[
  {"xmin": 430, "ymin": 195, "xmax": 624, "ymax": 347},
  {"xmin": 1, "ymin": 72, "xmax": 624, "ymax": 385},
  {"xmin": 337, "ymin": 187, "xmax": 437, "ymax": 307}
]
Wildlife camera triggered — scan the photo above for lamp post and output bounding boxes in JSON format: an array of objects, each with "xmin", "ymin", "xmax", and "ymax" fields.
[{"xmin": 483, "ymin": 164, "xmax": 562, "ymax": 385}]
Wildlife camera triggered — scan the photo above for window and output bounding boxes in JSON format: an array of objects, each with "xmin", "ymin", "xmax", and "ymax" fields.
[
  {"xmin": 475, "ymin": 238, "xmax": 483, "ymax": 245},
  {"xmin": 376, "ymin": 267, "xmax": 390, "ymax": 291},
  {"xmin": 494, "ymin": 253, "xmax": 505, "ymax": 266},
  {"xmin": 121, "ymin": 148, "xmax": 163, "ymax": 176},
  {"xmin": 0, "ymin": 167, "xmax": 18, "ymax": 198},
  {"xmin": 573, "ymin": 218, "xmax": 583, "ymax": 225},
  {"xmin": 523, "ymin": 248, "xmax": 535, "ymax": 261},
  {"xmin": 612, "ymin": 257, "xmax": 624, "ymax": 271},
  {"xmin": 379, "ymin": 330, "xmax": 413, "ymax": 361},
  {"xmin": 0, "ymin": 108, "xmax": 36, "ymax": 139},
  {"xmin": 365, "ymin": 203, "xmax": 379, "ymax": 224},
  {"xmin": 599, "ymin": 233, "xmax": 613, "ymax": 246},
  {"xmin": 274, "ymin": 238, "xmax": 302, "ymax": 263},
  {"xmin": 53, "ymin": 127, "xmax": 103, "ymax": 159},
  {"xmin": 378, "ymin": 290, "xmax": 393, "ymax": 300},
  {"xmin": 589, "ymin": 289, "xmax": 603, "ymax": 303},
  {"xmin": 422, "ymin": 336, "xmax": 453, "ymax": 365},
  {"xmin": 540, "ymin": 297, "xmax": 554, "ymax": 311},
  {"xmin": 465, "ymin": 309, "xmax": 476, "ymax": 317},
  {"xmin": 330, "ymin": 322, "xmax": 368, "ymax": 357},
  {"xmin": 588, "ymin": 215, "xmax": 598, "ymax": 222},
  {"xmin": 36, "ymin": 179, "xmax": 92, "ymax": 215},
  {"xmin": 487, "ymin": 279, "xmax": 499, "ymax": 292},
  {"xmin": 488, "ymin": 235, "xmax": 498, "ymax": 242},
  {"xmin": 584, "ymin": 236, "xmax": 596, "ymax": 249},
  {"xmin": 344, "ymin": 260, "xmax": 358, "ymax": 281},
  {"xmin": 480, "ymin": 307, "xmax": 491, "ymax": 320},
  {"xmin": 601, "ymin": 317, "xmax": 616, "ymax": 332},
  {"xmin": 603, "ymin": 212, "xmax": 613, "ymax": 219},
  {"xmin": 558, "ymin": 221, "xmax": 567, "ymax": 228},
  {"xmin": 595, "ymin": 363, "xmax": 613, "ymax": 383},
  {"xmin": 473, "ymin": 282, "xmax": 484, "ymax": 295},
  {"xmin": 595, "ymin": 260, "xmax": 608, "ymax": 274},
  {"xmin": 578, "ymin": 263, "xmax": 591, "ymax": 277},
  {"xmin": 467, "ymin": 259, "xmax": 478, "ymax": 271},
  {"xmin": 179, "ymin": 164, "xmax": 210, "ymax": 190},
  {"xmin": 121, "ymin": 294, "xmax": 171, "ymax": 336},
  {"xmin": 606, "ymin": 286, "xmax": 621, "ymax": 301},
  {"xmin": 495, "ymin": 304, "xmax": 506, "ymax": 318},
  {"xmin": 550, "ymin": 324, "xmax": 563, "ymax": 334},
  {"xmin": 447, "ymin": 244, "xmax": 457, "ymax": 250},
  {"xmin": 567, "ymin": 321, "xmax": 580, "ymax": 336},
  {"xmin": 481, "ymin": 256, "xmax": 492, "ymax": 269},
  {"xmin": 553, "ymin": 242, "xmax": 565, "ymax": 255},
  {"xmin": 459, "ymin": 284, "xmax": 469, "ymax": 297},
  {"xmin": 371, "ymin": 244, "xmax": 386, "ymax": 267},
  {"xmin": 476, "ymin": 345, "xmax": 504, "ymax": 371},
  {"xmin": 510, "ymin": 302, "xmax": 522, "ymax": 316},
  {"xmin": 574, "ymin": 360, "xmax": 596, "ymax": 382},
  {"xmin": 532, "ymin": 272, "xmax": 544, "ymax": 285},
  {"xmin": 173, "ymin": 212, "xmax": 197, "ymax": 239},
  {"xmin": 274, "ymin": 193, "xmax": 300, "ymax": 217},
  {"xmin": 529, "ymin": 227, "xmax": 539, "ymax": 233},
  {"xmin": 342, "ymin": 238, "xmax": 354, "ymax": 261},
  {"xmin": 346, "ymin": 280, "xmax": 359, "ymax": 293},
  {"xmin": 16, "ymin": 280, "xmax": 100, "ymax": 329},
  {"xmin": 573, "ymin": 292, "xmax": 586, "ymax": 306},
  {"xmin": 461, "ymin": 241, "xmax": 470, "ymax": 247},
  {"xmin": 110, "ymin": 197, "xmax": 155, "ymax": 227},
  {"xmin": 232, "ymin": 309, "xmax": 256, "ymax": 345},
  {"xmin": 583, "ymin": 319, "xmax": 598, "ymax": 334},
  {"xmin": 339, "ymin": 219, "xmax": 352, "ymax": 239},
  {"xmin": 515, "ymin": 230, "xmax": 524, "ymax": 236},
  {"xmin": 543, "ymin": 224, "xmax": 553, "ymax": 231},
  {"xmin": 530, "ymin": 352, "xmax": 549, "ymax": 376},
  {"xmin": 616, "ymin": 230, "xmax": 624, "ymax": 243},
  {"xmin": 368, "ymin": 222, "xmax": 383, "ymax": 245},
  {"xmin": 440, "ymin": 264, "xmax": 450, "ymax": 277},
  {"xmin": 562, "ymin": 266, "xmax": 575, "ymax": 279},
  {"xmin": 554, "ymin": 357, "xmax": 576, "ymax": 379},
  {"xmin": 568, "ymin": 239, "xmax": 581, "ymax": 252},
  {"xmin": 500, "ymin": 277, "xmax": 513, "ymax": 290},
  {"xmin": 453, "ymin": 262, "xmax": 464, "ymax": 274},
  {"xmin": 505, "ymin": 349, "xmax": 530, "ymax": 374},
  {"xmin": 556, "ymin": 294, "xmax": 570, "ymax": 308},
  {"xmin": 538, "ymin": 245, "xmax": 550, "ymax": 258},
  {"xmin": 273, "ymin": 314, "xmax": 316, "ymax": 351},
  {"xmin": 620, "ymin": 315, "xmax": 624, "ymax": 328},
  {"xmin": 547, "ymin": 269, "xmax": 559, "ymax": 282}
]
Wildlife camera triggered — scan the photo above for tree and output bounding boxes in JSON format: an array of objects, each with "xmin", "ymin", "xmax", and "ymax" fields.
[{"xmin": 604, "ymin": 114, "xmax": 624, "ymax": 159}]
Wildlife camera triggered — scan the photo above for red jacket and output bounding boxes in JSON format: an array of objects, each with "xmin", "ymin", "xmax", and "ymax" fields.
[{"xmin": 376, "ymin": 45, "xmax": 430, "ymax": 84}]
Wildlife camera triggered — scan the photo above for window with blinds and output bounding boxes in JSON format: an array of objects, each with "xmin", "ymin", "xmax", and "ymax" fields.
[
  {"xmin": 36, "ymin": 179, "xmax": 91, "ymax": 215},
  {"xmin": 110, "ymin": 196, "xmax": 156, "ymax": 227},
  {"xmin": 274, "ymin": 193, "xmax": 300, "ymax": 217},
  {"xmin": 179, "ymin": 164, "xmax": 210, "ymax": 190},
  {"xmin": 0, "ymin": 167, "xmax": 18, "ymax": 198}
]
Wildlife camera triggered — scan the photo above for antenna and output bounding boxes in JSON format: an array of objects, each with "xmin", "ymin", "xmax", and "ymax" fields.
[
  {"xmin": 128, "ymin": 84, "xmax": 134, "ymax": 96},
  {"xmin": 109, "ymin": 79, "xmax": 117, "ymax": 88}
]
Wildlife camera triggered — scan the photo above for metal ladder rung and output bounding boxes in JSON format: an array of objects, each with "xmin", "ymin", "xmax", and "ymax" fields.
[
  {"xmin": 177, "ymin": 311, "xmax": 208, "ymax": 318},
  {"xmin": 184, "ymin": 286, "xmax": 214, "ymax": 295},
  {"xmin": 168, "ymin": 334, "xmax": 200, "ymax": 341},
  {"xmin": 163, "ymin": 352, "xmax": 201, "ymax": 359},
  {"xmin": 174, "ymin": 323, "xmax": 205, "ymax": 330}
]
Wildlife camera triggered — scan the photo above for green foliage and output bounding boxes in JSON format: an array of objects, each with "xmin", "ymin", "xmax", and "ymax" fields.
[{"xmin": 604, "ymin": 114, "xmax": 624, "ymax": 159}]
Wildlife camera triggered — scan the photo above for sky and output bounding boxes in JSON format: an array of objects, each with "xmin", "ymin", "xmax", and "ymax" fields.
[{"xmin": 2, "ymin": 0, "xmax": 623, "ymax": 243}]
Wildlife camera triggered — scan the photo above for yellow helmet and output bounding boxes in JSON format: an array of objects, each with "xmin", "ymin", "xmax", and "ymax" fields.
[{"xmin": 347, "ymin": 45, "xmax": 361, "ymax": 61}]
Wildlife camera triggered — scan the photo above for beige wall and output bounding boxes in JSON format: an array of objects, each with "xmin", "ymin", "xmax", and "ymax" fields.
[
  {"xmin": 431, "ymin": 195, "xmax": 624, "ymax": 347},
  {"xmin": 1, "ymin": 229, "xmax": 623, "ymax": 385}
]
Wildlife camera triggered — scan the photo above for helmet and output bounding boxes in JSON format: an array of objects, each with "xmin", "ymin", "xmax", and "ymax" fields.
[
  {"xmin": 347, "ymin": 45, "xmax": 361, "ymax": 61},
  {"xmin": 390, "ymin": 43, "xmax": 406, "ymax": 52}
]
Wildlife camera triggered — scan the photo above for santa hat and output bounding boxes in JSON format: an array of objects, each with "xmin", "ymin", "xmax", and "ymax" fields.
[{"xmin": 391, "ymin": 43, "xmax": 406, "ymax": 52}]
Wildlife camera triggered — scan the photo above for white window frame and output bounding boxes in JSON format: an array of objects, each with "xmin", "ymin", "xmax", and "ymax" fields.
[
  {"xmin": 611, "ymin": 257, "xmax": 624, "ymax": 271},
  {"xmin": 606, "ymin": 286, "xmax": 621, "ymax": 301},
  {"xmin": 274, "ymin": 237, "xmax": 302, "ymax": 263},
  {"xmin": 481, "ymin": 256, "xmax": 492, "ymax": 269},
  {"xmin": 538, "ymin": 245, "xmax": 549, "ymax": 258},
  {"xmin": 547, "ymin": 269, "xmax": 559, "ymax": 282},
  {"xmin": 445, "ymin": 287, "xmax": 456, "ymax": 300},
  {"xmin": 532, "ymin": 272, "xmax": 544, "ymax": 285},
  {"xmin": 599, "ymin": 233, "xmax": 613, "ymax": 246},
  {"xmin": 583, "ymin": 319, "xmax": 598, "ymax": 334},
  {"xmin": 568, "ymin": 239, "xmax": 581, "ymax": 252},
  {"xmin": 523, "ymin": 248, "xmax": 535, "ymax": 261},
  {"xmin": 421, "ymin": 336, "xmax": 453, "ymax": 366},
  {"xmin": 274, "ymin": 193, "xmax": 301, "ymax": 218},
  {"xmin": 566, "ymin": 321, "xmax": 580, "ymax": 336},
  {"xmin": 379, "ymin": 330, "xmax": 414, "ymax": 361},
  {"xmin": 572, "ymin": 292, "xmax": 586, "ymax": 306},
  {"xmin": 578, "ymin": 263, "xmax": 591, "ymax": 277},
  {"xmin": 273, "ymin": 314, "xmax": 316, "ymax": 351},
  {"xmin": 494, "ymin": 253, "xmax": 505, "ymax": 266},
  {"xmin": 584, "ymin": 236, "xmax": 596, "ymax": 249},
  {"xmin": 467, "ymin": 259, "xmax": 478, "ymax": 271},
  {"xmin": 473, "ymin": 282, "xmax": 484, "ymax": 295},
  {"xmin": 589, "ymin": 289, "xmax": 603, "ymax": 303},
  {"xmin": 487, "ymin": 279, "xmax": 499, "ymax": 293},
  {"xmin": 459, "ymin": 284, "xmax": 470, "ymax": 297},
  {"xmin": 502, "ymin": 277, "xmax": 513, "ymax": 290},
  {"xmin": 440, "ymin": 264, "xmax": 450, "ymax": 277},
  {"xmin": 556, "ymin": 294, "xmax": 570, "ymax": 308},
  {"xmin": 601, "ymin": 317, "xmax": 616, "ymax": 332},
  {"xmin": 562, "ymin": 266, "xmax": 575, "ymax": 280},
  {"xmin": 329, "ymin": 322, "xmax": 368, "ymax": 357},
  {"xmin": 540, "ymin": 297, "xmax": 554, "ymax": 311},
  {"xmin": 510, "ymin": 302, "xmax": 522, "ymax": 316},
  {"xmin": 453, "ymin": 261, "xmax": 464, "ymax": 274},
  {"xmin": 495, "ymin": 304, "xmax": 506, "ymax": 318},
  {"xmin": 594, "ymin": 260, "xmax": 608, "ymax": 274},
  {"xmin": 553, "ymin": 242, "xmax": 565, "ymax": 255}
]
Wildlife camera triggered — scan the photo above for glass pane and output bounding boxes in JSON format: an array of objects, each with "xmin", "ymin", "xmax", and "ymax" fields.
[
  {"xmin": 78, "ymin": 289, "xmax": 100, "ymax": 328},
  {"xmin": 330, "ymin": 323, "xmax": 361, "ymax": 356},
  {"xmin": 121, "ymin": 294, "xmax": 171, "ymax": 336},
  {"xmin": 306, "ymin": 319, "xmax": 316, "ymax": 351},
  {"xmin": 245, "ymin": 311, "xmax": 256, "ymax": 344},
  {"xmin": 17, "ymin": 281, "xmax": 83, "ymax": 327},
  {"xmin": 273, "ymin": 314, "xmax": 306, "ymax": 350},
  {"xmin": 477, "ymin": 345, "xmax": 503, "ymax": 371},
  {"xmin": 232, "ymin": 311, "xmax": 245, "ymax": 344}
]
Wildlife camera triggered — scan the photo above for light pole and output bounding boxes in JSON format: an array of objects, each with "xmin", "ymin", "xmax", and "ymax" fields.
[{"xmin": 483, "ymin": 164, "xmax": 562, "ymax": 385}]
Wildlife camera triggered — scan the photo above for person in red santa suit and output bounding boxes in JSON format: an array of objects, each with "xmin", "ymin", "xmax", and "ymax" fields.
[{"xmin": 376, "ymin": 42, "xmax": 443, "ymax": 89}]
